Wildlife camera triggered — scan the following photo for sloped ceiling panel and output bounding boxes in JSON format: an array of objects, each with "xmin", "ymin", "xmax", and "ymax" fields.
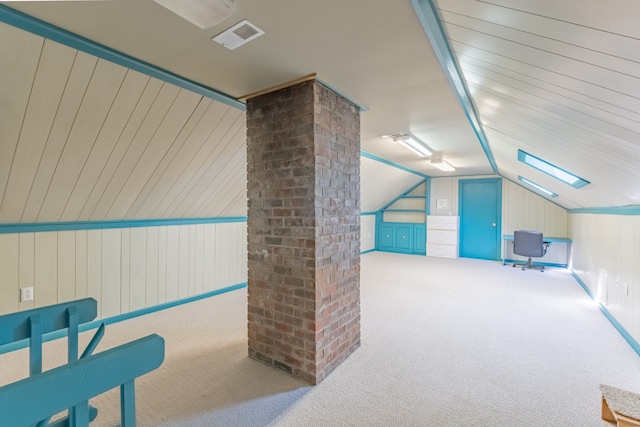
[
  {"xmin": 435, "ymin": 0, "xmax": 640, "ymax": 209},
  {"xmin": 0, "ymin": 22, "xmax": 247, "ymax": 223},
  {"xmin": 360, "ymin": 156, "xmax": 425, "ymax": 213}
]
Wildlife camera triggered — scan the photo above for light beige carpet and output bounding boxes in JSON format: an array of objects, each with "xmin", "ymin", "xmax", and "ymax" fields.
[{"xmin": 2, "ymin": 252, "xmax": 640, "ymax": 426}]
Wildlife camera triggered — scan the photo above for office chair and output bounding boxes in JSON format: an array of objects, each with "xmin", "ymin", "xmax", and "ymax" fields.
[{"xmin": 512, "ymin": 230, "xmax": 549, "ymax": 272}]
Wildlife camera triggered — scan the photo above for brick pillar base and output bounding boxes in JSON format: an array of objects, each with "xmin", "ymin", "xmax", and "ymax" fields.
[{"xmin": 246, "ymin": 79, "xmax": 361, "ymax": 385}]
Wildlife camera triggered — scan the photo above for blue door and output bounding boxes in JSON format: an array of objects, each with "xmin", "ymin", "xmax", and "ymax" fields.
[{"xmin": 459, "ymin": 178, "xmax": 502, "ymax": 260}]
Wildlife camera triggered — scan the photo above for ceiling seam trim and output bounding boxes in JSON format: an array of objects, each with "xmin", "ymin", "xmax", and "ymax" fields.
[
  {"xmin": 410, "ymin": 0, "xmax": 499, "ymax": 175},
  {"xmin": 361, "ymin": 151, "xmax": 430, "ymax": 179}
]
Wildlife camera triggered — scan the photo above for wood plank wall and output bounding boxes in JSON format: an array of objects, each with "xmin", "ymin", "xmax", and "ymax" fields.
[
  {"xmin": 569, "ymin": 213, "xmax": 640, "ymax": 343},
  {"xmin": 0, "ymin": 222, "xmax": 247, "ymax": 317},
  {"xmin": 361, "ymin": 215, "xmax": 376, "ymax": 252}
]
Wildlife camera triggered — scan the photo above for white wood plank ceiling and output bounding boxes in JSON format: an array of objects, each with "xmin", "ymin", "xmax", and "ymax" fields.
[{"xmin": 434, "ymin": 0, "xmax": 640, "ymax": 209}]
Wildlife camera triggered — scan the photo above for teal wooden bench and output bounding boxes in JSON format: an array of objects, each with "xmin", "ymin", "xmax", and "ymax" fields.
[{"xmin": 0, "ymin": 299, "xmax": 165, "ymax": 426}]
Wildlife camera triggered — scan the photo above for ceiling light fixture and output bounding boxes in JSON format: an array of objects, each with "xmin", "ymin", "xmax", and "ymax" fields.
[
  {"xmin": 430, "ymin": 158, "xmax": 455, "ymax": 172},
  {"xmin": 154, "ymin": 0, "xmax": 236, "ymax": 30},
  {"xmin": 391, "ymin": 135, "xmax": 432, "ymax": 157}
]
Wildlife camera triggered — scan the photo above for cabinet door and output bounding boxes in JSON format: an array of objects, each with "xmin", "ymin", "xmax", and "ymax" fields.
[
  {"xmin": 394, "ymin": 224, "xmax": 412, "ymax": 252},
  {"xmin": 379, "ymin": 224, "xmax": 394, "ymax": 250},
  {"xmin": 413, "ymin": 224, "xmax": 426, "ymax": 254}
]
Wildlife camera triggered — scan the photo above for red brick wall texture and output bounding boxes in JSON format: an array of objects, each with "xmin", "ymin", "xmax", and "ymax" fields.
[{"xmin": 246, "ymin": 80, "xmax": 361, "ymax": 384}]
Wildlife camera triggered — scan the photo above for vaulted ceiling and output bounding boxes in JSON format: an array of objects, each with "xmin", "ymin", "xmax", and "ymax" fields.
[{"xmin": 0, "ymin": 0, "xmax": 638, "ymax": 223}]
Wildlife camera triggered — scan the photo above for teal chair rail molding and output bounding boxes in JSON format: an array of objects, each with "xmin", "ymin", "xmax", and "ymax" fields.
[{"xmin": 0, "ymin": 216, "xmax": 248, "ymax": 234}]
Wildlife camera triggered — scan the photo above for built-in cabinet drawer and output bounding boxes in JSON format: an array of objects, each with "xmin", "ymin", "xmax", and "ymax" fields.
[
  {"xmin": 426, "ymin": 229, "xmax": 457, "ymax": 245},
  {"xmin": 426, "ymin": 215, "xmax": 459, "ymax": 259},
  {"xmin": 426, "ymin": 243, "xmax": 458, "ymax": 259},
  {"xmin": 427, "ymin": 215, "xmax": 458, "ymax": 230}
]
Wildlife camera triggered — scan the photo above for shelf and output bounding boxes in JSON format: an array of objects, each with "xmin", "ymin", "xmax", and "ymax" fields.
[{"xmin": 382, "ymin": 209, "xmax": 426, "ymax": 213}]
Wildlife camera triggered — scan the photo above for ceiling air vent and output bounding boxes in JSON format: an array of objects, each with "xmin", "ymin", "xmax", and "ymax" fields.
[{"xmin": 212, "ymin": 19, "xmax": 264, "ymax": 50}]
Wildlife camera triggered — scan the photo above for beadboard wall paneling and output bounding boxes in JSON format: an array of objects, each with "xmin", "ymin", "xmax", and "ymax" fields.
[
  {"xmin": 0, "ymin": 22, "xmax": 247, "ymax": 224},
  {"xmin": 502, "ymin": 179, "xmax": 568, "ymax": 237},
  {"xmin": 569, "ymin": 213, "xmax": 640, "ymax": 342},
  {"xmin": 0, "ymin": 222, "xmax": 247, "ymax": 318},
  {"xmin": 361, "ymin": 215, "xmax": 376, "ymax": 252},
  {"xmin": 360, "ymin": 156, "xmax": 424, "ymax": 213}
]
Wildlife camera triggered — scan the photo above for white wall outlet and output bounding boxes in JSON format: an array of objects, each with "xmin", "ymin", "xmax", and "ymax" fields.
[{"xmin": 20, "ymin": 287, "xmax": 34, "ymax": 302}]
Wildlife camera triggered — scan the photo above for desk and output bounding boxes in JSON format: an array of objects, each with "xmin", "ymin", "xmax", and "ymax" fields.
[{"xmin": 502, "ymin": 234, "xmax": 571, "ymax": 267}]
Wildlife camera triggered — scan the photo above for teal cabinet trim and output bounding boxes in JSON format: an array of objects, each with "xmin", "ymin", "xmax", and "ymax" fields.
[
  {"xmin": 0, "ymin": 5, "xmax": 243, "ymax": 110},
  {"xmin": 383, "ymin": 209, "xmax": 426, "ymax": 213},
  {"xmin": 413, "ymin": 224, "xmax": 426, "ymax": 254},
  {"xmin": 377, "ymin": 221, "xmax": 426, "ymax": 255},
  {"xmin": 572, "ymin": 272, "xmax": 640, "ymax": 357},
  {"xmin": 381, "ymin": 179, "xmax": 428, "ymax": 211},
  {"xmin": 0, "ymin": 216, "xmax": 248, "ymax": 234}
]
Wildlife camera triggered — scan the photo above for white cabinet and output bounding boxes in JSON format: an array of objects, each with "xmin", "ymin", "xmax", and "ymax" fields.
[{"xmin": 427, "ymin": 216, "xmax": 459, "ymax": 259}]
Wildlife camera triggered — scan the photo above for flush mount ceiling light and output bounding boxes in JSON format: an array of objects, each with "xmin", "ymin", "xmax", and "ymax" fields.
[
  {"xmin": 212, "ymin": 19, "xmax": 265, "ymax": 50},
  {"xmin": 430, "ymin": 158, "xmax": 455, "ymax": 172},
  {"xmin": 380, "ymin": 133, "xmax": 432, "ymax": 157},
  {"xmin": 154, "ymin": 0, "xmax": 236, "ymax": 30}
]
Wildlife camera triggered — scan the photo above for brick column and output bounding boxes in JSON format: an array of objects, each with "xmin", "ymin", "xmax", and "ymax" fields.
[{"xmin": 246, "ymin": 79, "xmax": 360, "ymax": 385}]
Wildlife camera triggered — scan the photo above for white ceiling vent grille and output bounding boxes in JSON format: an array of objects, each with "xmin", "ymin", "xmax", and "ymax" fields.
[{"xmin": 212, "ymin": 20, "xmax": 264, "ymax": 50}]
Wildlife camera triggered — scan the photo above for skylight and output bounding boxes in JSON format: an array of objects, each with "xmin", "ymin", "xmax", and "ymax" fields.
[
  {"xmin": 518, "ymin": 150, "xmax": 589, "ymax": 188},
  {"xmin": 518, "ymin": 176, "xmax": 558, "ymax": 198}
]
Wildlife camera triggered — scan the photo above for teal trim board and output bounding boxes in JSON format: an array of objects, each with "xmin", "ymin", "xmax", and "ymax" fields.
[
  {"xmin": 0, "ymin": 282, "xmax": 247, "ymax": 355},
  {"xmin": 0, "ymin": 216, "xmax": 248, "ymax": 234},
  {"xmin": 361, "ymin": 249, "xmax": 376, "ymax": 255},
  {"xmin": 411, "ymin": 0, "xmax": 499, "ymax": 175},
  {"xmin": 568, "ymin": 205, "xmax": 640, "ymax": 215},
  {"xmin": 361, "ymin": 151, "xmax": 430, "ymax": 178},
  {"xmin": 381, "ymin": 179, "xmax": 428, "ymax": 211},
  {"xmin": 504, "ymin": 259, "xmax": 567, "ymax": 269},
  {"xmin": 571, "ymin": 272, "xmax": 640, "ymax": 357},
  {"xmin": 0, "ymin": 4, "xmax": 243, "ymax": 110}
]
